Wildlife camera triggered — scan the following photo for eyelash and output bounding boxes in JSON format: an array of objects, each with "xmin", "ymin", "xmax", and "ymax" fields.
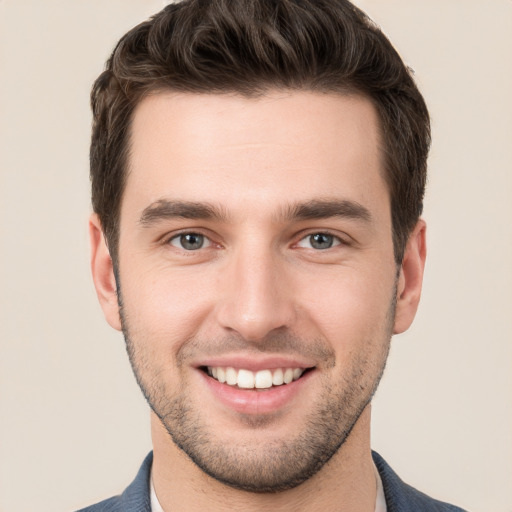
[
  {"xmin": 164, "ymin": 230, "xmax": 349, "ymax": 252},
  {"xmin": 295, "ymin": 232, "xmax": 345, "ymax": 250},
  {"xmin": 166, "ymin": 231, "xmax": 213, "ymax": 251}
]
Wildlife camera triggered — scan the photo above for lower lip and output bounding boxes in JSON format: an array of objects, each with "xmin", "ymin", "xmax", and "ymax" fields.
[{"xmin": 198, "ymin": 370, "xmax": 314, "ymax": 415}]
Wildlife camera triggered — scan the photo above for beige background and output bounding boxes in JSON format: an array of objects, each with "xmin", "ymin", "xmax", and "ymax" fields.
[{"xmin": 0, "ymin": 1, "xmax": 511, "ymax": 511}]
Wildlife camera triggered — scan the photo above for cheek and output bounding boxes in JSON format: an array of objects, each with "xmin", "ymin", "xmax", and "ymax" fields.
[
  {"xmin": 296, "ymin": 267, "xmax": 395, "ymax": 349},
  {"xmin": 120, "ymin": 262, "xmax": 215, "ymax": 347}
]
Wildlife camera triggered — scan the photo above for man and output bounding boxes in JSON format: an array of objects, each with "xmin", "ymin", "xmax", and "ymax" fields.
[{"xmin": 80, "ymin": 0, "xmax": 466, "ymax": 510}]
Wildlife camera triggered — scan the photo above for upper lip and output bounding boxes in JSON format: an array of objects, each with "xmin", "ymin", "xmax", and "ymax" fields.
[{"xmin": 193, "ymin": 355, "xmax": 316, "ymax": 372}]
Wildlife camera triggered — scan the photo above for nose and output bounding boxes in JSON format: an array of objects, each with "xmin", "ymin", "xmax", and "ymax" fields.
[{"xmin": 215, "ymin": 244, "xmax": 296, "ymax": 342}]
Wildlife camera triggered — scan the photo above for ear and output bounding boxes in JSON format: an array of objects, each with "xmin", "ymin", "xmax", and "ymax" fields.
[
  {"xmin": 393, "ymin": 219, "xmax": 427, "ymax": 334},
  {"xmin": 89, "ymin": 213, "xmax": 122, "ymax": 331}
]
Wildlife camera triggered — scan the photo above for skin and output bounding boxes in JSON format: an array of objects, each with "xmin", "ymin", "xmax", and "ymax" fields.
[{"xmin": 90, "ymin": 90, "xmax": 426, "ymax": 512}]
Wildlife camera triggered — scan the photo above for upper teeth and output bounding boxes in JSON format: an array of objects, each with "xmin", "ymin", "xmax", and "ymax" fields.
[{"xmin": 207, "ymin": 367, "xmax": 305, "ymax": 389}]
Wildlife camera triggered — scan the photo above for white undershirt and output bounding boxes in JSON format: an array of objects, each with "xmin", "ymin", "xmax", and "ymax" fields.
[
  {"xmin": 150, "ymin": 465, "xmax": 387, "ymax": 512},
  {"xmin": 374, "ymin": 463, "xmax": 387, "ymax": 512},
  {"xmin": 150, "ymin": 472, "xmax": 165, "ymax": 512}
]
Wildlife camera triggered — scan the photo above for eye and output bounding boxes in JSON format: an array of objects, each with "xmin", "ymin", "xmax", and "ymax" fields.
[
  {"xmin": 297, "ymin": 232, "xmax": 341, "ymax": 250},
  {"xmin": 169, "ymin": 233, "xmax": 211, "ymax": 251}
]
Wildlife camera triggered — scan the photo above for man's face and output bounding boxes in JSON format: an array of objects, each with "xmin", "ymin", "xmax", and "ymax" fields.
[{"xmin": 92, "ymin": 91, "xmax": 422, "ymax": 492}]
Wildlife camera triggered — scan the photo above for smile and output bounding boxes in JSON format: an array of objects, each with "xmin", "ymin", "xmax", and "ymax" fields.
[
  {"xmin": 197, "ymin": 361, "xmax": 316, "ymax": 414},
  {"xmin": 205, "ymin": 366, "xmax": 307, "ymax": 389}
]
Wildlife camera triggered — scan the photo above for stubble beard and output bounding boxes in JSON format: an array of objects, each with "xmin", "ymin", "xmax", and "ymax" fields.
[{"xmin": 118, "ymin": 291, "xmax": 395, "ymax": 493}]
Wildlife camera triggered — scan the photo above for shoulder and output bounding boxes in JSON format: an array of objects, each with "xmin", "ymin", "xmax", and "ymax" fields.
[
  {"xmin": 75, "ymin": 452, "xmax": 153, "ymax": 512},
  {"xmin": 372, "ymin": 451, "xmax": 468, "ymax": 512},
  {"xmin": 75, "ymin": 495, "xmax": 121, "ymax": 512}
]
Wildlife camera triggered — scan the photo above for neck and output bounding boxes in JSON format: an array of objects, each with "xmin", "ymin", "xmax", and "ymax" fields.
[{"xmin": 151, "ymin": 405, "xmax": 377, "ymax": 512}]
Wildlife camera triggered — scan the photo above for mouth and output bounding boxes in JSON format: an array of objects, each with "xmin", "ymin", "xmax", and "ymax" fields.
[
  {"xmin": 196, "ymin": 360, "xmax": 317, "ymax": 415},
  {"xmin": 200, "ymin": 366, "xmax": 314, "ymax": 390}
]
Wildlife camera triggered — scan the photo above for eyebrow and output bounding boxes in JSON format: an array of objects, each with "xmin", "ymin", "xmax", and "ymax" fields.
[
  {"xmin": 139, "ymin": 198, "xmax": 372, "ymax": 227},
  {"xmin": 280, "ymin": 199, "xmax": 372, "ymax": 223},
  {"xmin": 139, "ymin": 199, "xmax": 228, "ymax": 226}
]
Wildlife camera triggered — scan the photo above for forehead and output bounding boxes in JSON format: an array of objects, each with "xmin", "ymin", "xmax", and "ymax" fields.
[{"xmin": 124, "ymin": 90, "xmax": 387, "ymax": 222}]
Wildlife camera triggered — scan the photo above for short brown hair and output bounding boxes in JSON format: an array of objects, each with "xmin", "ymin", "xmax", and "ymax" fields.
[{"xmin": 90, "ymin": 0, "xmax": 430, "ymax": 264}]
